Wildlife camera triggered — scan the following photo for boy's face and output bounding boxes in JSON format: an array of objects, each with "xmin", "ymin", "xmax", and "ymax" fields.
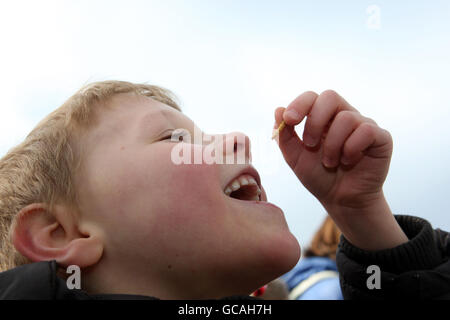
[{"xmin": 74, "ymin": 94, "xmax": 300, "ymax": 298}]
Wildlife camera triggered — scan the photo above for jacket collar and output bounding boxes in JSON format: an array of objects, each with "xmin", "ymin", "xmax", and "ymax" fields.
[{"xmin": 0, "ymin": 260, "xmax": 156, "ymax": 300}]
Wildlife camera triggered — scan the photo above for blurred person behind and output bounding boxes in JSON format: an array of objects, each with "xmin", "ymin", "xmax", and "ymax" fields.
[{"xmin": 282, "ymin": 215, "xmax": 343, "ymax": 300}]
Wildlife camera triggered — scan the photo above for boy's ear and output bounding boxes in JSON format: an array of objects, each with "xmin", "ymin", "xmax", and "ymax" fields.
[{"xmin": 10, "ymin": 203, "xmax": 103, "ymax": 268}]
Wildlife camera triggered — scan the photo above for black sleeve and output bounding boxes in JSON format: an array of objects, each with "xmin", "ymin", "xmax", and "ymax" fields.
[{"xmin": 336, "ymin": 215, "xmax": 450, "ymax": 299}]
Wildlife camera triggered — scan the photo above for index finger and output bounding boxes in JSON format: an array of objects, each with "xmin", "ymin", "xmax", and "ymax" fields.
[{"xmin": 283, "ymin": 91, "xmax": 319, "ymax": 126}]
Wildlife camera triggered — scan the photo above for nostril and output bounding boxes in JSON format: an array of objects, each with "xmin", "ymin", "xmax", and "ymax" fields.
[{"xmin": 223, "ymin": 132, "xmax": 250, "ymax": 160}]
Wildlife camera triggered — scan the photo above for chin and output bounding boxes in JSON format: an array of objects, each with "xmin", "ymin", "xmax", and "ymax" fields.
[
  {"xmin": 278, "ymin": 234, "xmax": 301, "ymax": 273},
  {"xmin": 255, "ymin": 231, "xmax": 301, "ymax": 284},
  {"xmin": 212, "ymin": 232, "xmax": 301, "ymax": 298}
]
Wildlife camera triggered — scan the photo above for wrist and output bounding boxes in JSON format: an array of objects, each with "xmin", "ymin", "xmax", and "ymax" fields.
[{"xmin": 324, "ymin": 193, "xmax": 409, "ymax": 251}]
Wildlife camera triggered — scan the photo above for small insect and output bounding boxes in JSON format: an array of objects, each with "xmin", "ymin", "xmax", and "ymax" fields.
[{"xmin": 271, "ymin": 120, "xmax": 286, "ymax": 140}]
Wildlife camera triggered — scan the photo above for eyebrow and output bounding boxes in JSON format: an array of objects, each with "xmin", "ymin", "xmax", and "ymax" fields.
[{"xmin": 136, "ymin": 109, "xmax": 178, "ymax": 140}]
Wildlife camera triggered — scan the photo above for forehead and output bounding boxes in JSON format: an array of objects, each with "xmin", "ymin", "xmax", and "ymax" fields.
[
  {"xmin": 77, "ymin": 94, "xmax": 185, "ymax": 151},
  {"xmin": 95, "ymin": 94, "xmax": 181, "ymax": 135}
]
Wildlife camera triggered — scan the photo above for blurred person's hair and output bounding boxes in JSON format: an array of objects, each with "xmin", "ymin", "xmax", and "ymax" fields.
[
  {"xmin": 303, "ymin": 216, "xmax": 341, "ymax": 260},
  {"xmin": 0, "ymin": 80, "xmax": 181, "ymax": 272}
]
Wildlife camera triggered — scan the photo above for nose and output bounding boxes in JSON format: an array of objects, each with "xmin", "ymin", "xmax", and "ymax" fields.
[{"xmin": 222, "ymin": 131, "xmax": 252, "ymax": 164}]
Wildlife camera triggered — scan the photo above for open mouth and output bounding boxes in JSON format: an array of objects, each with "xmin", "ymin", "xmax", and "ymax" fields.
[{"xmin": 224, "ymin": 174, "xmax": 262, "ymax": 201}]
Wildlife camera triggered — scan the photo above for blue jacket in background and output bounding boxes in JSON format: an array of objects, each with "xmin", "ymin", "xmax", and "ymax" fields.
[{"xmin": 281, "ymin": 257, "xmax": 343, "ymax": 300}]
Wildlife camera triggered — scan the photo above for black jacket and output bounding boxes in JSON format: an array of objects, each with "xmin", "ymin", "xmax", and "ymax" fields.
[
  {"xmin": 336, "ymin": 215, "xmax": 450, "ymax": 299},
  {"xmin": 0, "ymin": 260, "xmax": 257, "ymax": 300},
  {"xmin": 0, "ymin": 260, "xmax": 157, "ymax": 300}
]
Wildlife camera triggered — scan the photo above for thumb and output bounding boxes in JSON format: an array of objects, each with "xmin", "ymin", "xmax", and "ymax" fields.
[{"xmin": 274, "ymin": 107, "xmax": 305, "ymax": 170}]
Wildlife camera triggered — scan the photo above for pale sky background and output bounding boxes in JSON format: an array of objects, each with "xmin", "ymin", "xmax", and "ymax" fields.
[{"xmin": 0, "ymin": 1, "xmax": 449, "ymax": 250}]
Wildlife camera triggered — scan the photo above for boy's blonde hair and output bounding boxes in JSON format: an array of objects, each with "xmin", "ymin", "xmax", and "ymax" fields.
[{"xmin": 0, "ymin": 80, "xmax": 181, "ymax": 272}]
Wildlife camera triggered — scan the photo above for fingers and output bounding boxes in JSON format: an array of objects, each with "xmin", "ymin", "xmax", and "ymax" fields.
[
  {"xmin": 303, "ymin": 90, "xmax": 358, "ymax": 148},
  {"xmin": 274, "ymin": 107, "xmax": 285, "ymax": 129},
  {"xmin": 275, "ymin": 89, "xmax": 391, "ymax": 169},
  {"xmin": 274, "ymin": 107, "xmax": 304, "ymax": 169},
  {"xmin": 341, "ymin": 123, "xmax": 393, "ymax": 166},
  {"xmin": 283, "ymin": 91, "xmax": 318, "ymax": 126},
  {"xmin": 322, "ymin": 111, "xmax": 368, "ymax": 168},
  {"xmin": 319, "ymin": 104, "xmax": 386, "ymax": 168},
  {"xmin": 275, "ymin": 107, "xmax": 295, "ymax": 145}
]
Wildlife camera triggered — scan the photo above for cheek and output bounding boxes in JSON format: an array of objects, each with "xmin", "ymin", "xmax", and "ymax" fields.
[
  {"xmin": 131, "ymin": 162, "xmax": 232, "ymax": 265},
  {"xmin": 131, "ymin": 146, "xmax": 226, "ymax": 242},
  {"xmin": 89, "ymin": 144, "xmax": 228, "ymax": 260},
  {"xmin": 156, "ymin": 161, "xmax": 224, "ymax": 228}
]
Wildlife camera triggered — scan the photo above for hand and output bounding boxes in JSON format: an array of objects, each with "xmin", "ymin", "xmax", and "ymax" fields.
[
  {"xmin": 274, "ymin": 90, "xmax": 392, "ymax": 210},
  {"xmin": 274, "ymin": 90, "xmax": 407, "ymax": 250}
]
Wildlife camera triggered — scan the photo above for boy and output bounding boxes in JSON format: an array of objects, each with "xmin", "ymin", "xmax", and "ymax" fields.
[{"xmin": 0, "ymin": 81, "xmax": 448, "ymax": 299}]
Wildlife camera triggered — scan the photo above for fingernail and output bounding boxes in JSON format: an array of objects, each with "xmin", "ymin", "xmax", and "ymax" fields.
[
  {"xmin": 323, "ymin": 156, "xmax": 334, "ymax": 168},
  {"xmin": 341, "ymin": 156, "xmax": 350, "ymax": 165},
  {"xmin": 303, "ymin": 134, "xmax": 317, "ymax": 147},
  {"xmin": 284, "ymin": 110, "xmax": 300, "ymax": 122}
]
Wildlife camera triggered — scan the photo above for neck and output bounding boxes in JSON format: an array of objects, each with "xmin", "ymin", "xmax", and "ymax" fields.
[{"xmin": 80, "ymin": 259, "xmax": 257, "ymax": 299}]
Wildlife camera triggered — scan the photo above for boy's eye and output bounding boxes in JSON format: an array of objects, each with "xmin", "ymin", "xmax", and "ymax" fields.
[
  {"xmin": 161, "ymin": 133, "xmax": 174, "ymax": 140},
  {"xmin": 161, "ymin": 129, "xmax": 188, "ymax": 142}
]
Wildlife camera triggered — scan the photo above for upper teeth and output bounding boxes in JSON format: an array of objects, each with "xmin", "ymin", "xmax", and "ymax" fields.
[{"xmin": 224, "ymin": 174, "xmax": 261, "ymax": 200}]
